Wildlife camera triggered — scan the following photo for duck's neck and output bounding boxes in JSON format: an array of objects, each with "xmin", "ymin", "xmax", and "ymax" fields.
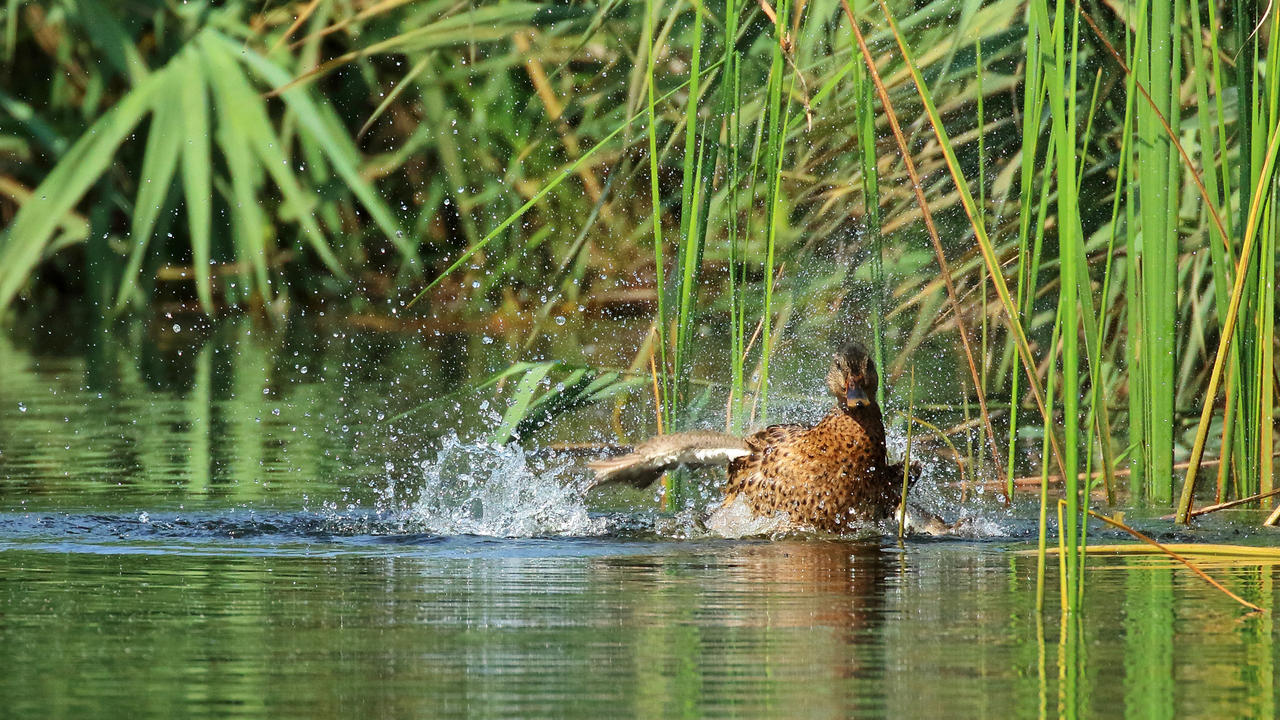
[
  {"xmin": 822, "ymin": 404, "xmax": 887, "ymax": 460},
  {"xmin": 825, "ymin": 402, "xmax": 883, "ymax": 425}
]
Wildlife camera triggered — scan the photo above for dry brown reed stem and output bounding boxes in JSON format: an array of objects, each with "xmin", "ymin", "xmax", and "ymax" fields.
[
  {"xmin": 1008, "ymin": 454, "xmax": 1267, "ymax": 488},
  {"xmin": 1035, "ymin": 543, "xmax": 1280, "ymax": 559},
  {"xmin": 1086, "ymin": 510, "xmax": 1264, "ymax": 613},
  {"xmin": 837, "ymin": 0, "xmax": 1006, "ymax": 490},
  {"xmin": 267, "ymin": 0, "xmax": 321, "ymax": 55},
  {"xmin": 285, "ymin": 0, "xmax": 419, "ymax": 51},
  {"xmin": 862, "ymin": 0, "xmax": 1068, "ymax": 486},
  {"xmin": 512, "ymin": 32, "xmax": 604, "ymax": 204},
  {"xmin": 753, "ymin": 0, "xmax": 814, "ymax": 129},
  {"xmin": 1265, "ymin": 501, "xmax": 1280, "ymax": 527},
  {"xmin": 1162, "ymin": 487, "xmax": 1280, "ymax": 520},
  {"xmin": 649, "ymin": 343, "xmax": 665, "ymax": 436}
]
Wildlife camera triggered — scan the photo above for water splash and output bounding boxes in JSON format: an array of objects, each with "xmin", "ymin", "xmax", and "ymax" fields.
[
  {"xmin": 880, "ymin": 426, "xmax": 1023, "ymax": 539},
  {"xmin": 395, "ymin": 433, "xmax": 605, "ymax": 538},
  {"xmin": 357, "ymin": 424, "xmax": 1022, "ymax": 540}
]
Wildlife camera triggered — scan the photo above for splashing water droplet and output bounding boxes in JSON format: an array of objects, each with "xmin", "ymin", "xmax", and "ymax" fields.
[{"xmin": 399, "ymin": 433, "xmax": 602, "ymax": 537}]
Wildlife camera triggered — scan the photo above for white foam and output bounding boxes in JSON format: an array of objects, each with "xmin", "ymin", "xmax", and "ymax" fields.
[
  {"xmin": 705, "ymin": 496, "xmax": 791, "ymax": 538},
  {"xmin": 400, "ymin": 433, "xmax": 604, "ymax": 538}
]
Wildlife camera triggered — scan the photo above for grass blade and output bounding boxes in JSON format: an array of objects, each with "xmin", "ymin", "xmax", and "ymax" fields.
[
  {"xmin": 116, "ymin": 60, "xmax": 184, "ymax": 311},
  {"xmin": 180, "ymin": 50, "xmax": 214, "ymax": 314},
  {"xmin": 0, "ymin": 67, "xmax": 163, "ymax": 310}
]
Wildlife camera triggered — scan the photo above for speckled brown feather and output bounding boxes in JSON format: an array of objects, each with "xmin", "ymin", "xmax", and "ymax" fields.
[
  {"xmin": 723, "ymin": 405, "xmax": 899, "ymax": 532},
  {"xmin": 588, "ymin": 342, "xmax": 909, "ymax": 533}
]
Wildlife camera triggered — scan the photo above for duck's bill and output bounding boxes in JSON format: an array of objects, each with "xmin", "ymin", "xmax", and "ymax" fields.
[{"xmin": 845, "ymin": 384, "xmax": 871, "ymax": 408}]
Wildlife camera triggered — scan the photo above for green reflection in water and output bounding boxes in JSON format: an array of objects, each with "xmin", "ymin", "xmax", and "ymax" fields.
[
  {"xmin": 1124, "ymin": 564, "xmax": 1173, "ymax": 720},
  {"xmin": 1, "ymin": 543, "xmax": 1276, "ymax": 719},
  {"xmin": 1, "ymin": 320, "xmax": 1278, "ymax": 719}
]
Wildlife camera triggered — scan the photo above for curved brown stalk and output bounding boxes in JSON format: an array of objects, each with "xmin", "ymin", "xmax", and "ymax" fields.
[
  {"xmin": 838, "ymin": 0, "xmax": 1009, "ymax": 490},
  {"xmin": 1087, "ymin": 510, "xmax": 1264, "ymax": 613},
  {"xmin": 866, "ymin": 0, "xmax": 1072, "ymax": 483}
]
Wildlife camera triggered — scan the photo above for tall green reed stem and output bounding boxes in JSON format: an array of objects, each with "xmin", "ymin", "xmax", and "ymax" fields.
[
  {"xmin": 1133, "ymin": 0, "xmax": 1179, "ymax": 502},
  {"xmin": 645, "ymin": 0, "xmax": 672, "ymax": 430},
  {"xmin": 758, "ymin": 0, "xmax": 795, "ymax": 424},
  {"xmin": 1032, "ymin": 0, "xmax": 1083, "ymax": 596},
  {"xmin": 863, "ymin": 0, "xmax": 1063, "ymax": 483}
]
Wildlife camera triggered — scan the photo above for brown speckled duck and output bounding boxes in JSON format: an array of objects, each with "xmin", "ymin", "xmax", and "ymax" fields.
[{"xmin": 589, "ymin": 342, "xmax": 946, "ymax": 536}]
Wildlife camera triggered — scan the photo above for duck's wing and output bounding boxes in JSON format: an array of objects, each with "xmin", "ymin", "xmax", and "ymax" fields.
[
  {"xmin": 723, "ymin": 423, "xmax": 811, "ymax": 497},
  {"xmin": 744, "ymin": 423, "xmax": 809, "ymax": 451},
  {"xmin": 883, "ymin": 460, "xmax": 921, "ymax": 493},
  {"xmin": 586, "ymin": 431, "xmax": 752, "ymax": 489}
]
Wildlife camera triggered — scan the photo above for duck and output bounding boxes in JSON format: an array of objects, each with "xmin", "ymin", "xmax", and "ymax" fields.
[{"xmin": 588, "ymin": 341, "xmax": 948, "ymax": 536}]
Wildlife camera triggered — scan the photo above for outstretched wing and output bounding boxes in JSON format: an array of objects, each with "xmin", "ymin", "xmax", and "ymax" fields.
[
  {"xmin": 723, "ymin": 423, "xmax": 810, "ymax": 500},
  {"xmin": 587, "ymin": 431, "xmax": 751, "ymax": 489},
  {"xmin": 743, "ymin": 423, "xmax": 808, "ymax": 452}
]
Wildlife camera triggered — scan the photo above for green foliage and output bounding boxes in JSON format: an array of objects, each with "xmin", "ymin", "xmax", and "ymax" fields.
[
  {"xmin": 482, "ymin": 361, "xmax": 641, "ymax": 444},
  {"xmin": 2, "ymin": 0, "xmax": 1277, "ymax": 524}
]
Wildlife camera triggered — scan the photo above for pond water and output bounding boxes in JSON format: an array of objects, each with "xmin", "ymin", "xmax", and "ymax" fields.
[{"xmin": 1, "ymin": 316, "xmax": 1277, "ymax": 719}]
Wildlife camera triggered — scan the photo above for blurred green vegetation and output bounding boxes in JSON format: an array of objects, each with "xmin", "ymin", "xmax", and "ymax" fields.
[{"xmin": 1, "ymin": 0, "xmax": 1277, "ymax": 523}]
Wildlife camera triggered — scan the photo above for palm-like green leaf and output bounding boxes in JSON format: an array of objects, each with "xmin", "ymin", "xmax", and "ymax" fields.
[
  {"xmin": 486, "ymin": 362, "xmax": 643, "ymax": 445},
  {"xmin": 0, "ymin": 67, "xmax": 164, "ymax": 309},
  {"xmin": 229, "ymin": 33, "xmax": 416, "ymax": 264},
  {"xmin": 200, "ymin": 32, "xmax": 345, "ymax": 280},
  {"xmin": 117, "ymin": 55, "xmax": 184, "ymax": 310},
  {"xmin": 179, "ymin": 50, "xmax": 214, "ymax": 313}
]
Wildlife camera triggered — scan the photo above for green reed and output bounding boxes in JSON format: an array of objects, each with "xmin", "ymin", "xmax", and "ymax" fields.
[
  {"xmin": 724, "ymin": 0, "xmax": 747, "ymax": 432},
  {"xmin": 5, "ymin": 1, "xmax": 1279, "ymax": 533},
  {"xmin": 897, "ymin": 366, "xmax": 915, "ymax": 539},
  {"xmin": 672, "ymin": 0, "xmax": 708, "ymax": 421},
  {"xmin": 644, "ymin": 0, "xmax": 672, "ymax": 429},
  {"xmin": 1036, "ymin": 301, "xmax": 1063, "ymax": 615},
  {"xmin": 1031, "ymin": 0, "xmax": 1083, "ymax": 591},
  {"xmin": 1177, "ymin": 0, "xmax": 1280, "ymax": 523},
  {"xmin": 1007, "ymin": 9, "xmax": 1047, "ymax": 497},
  {"xmin": 757, "ymin": 0, "xmax": 794, "ymax": 425}
]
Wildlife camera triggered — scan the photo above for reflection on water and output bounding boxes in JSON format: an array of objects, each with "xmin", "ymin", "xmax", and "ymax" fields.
[
  {"xmin": 1, "ymin": 318, "xmax": 1278, "ymax": 719},
  {"xmin": 0, "ymin": 531, "xmax": 1276, "ymax": 719}
]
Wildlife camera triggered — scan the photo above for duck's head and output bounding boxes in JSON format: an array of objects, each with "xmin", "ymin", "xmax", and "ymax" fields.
[{"xmin": 826, "ymin": 341, "xmax": 879, "ymax": 413}]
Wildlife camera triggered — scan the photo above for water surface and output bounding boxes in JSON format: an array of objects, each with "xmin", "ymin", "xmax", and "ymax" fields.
[{"xmin": 1, "ymin": 318, "xmax": 1276, "ymax": 719}]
